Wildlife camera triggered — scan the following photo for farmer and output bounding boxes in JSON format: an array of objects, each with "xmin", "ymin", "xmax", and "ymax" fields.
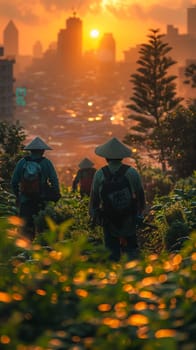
[
  {"xmin": 11, "ymin": 136, "xmax": 60, "ymax": 240},
  {"xmin": 72, "ymin": 157, "xmax": 96, "ymax": 196},
  {"xmin": 89, "ymin": 137, "xmax": 145, "ymax": 261}
]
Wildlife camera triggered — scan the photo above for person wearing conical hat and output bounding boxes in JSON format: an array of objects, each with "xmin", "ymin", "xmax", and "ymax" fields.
[
  {"xmin": 24, "ymin": 136, "xmax": 52, "ymax": 151},
  {"xmin": 89, "ymin": 137, "xmax": 145, "ymax": 261},
  {"xmin": 72, "ymin": 157, "xmax": 96, "ymax": 197},
  {"xmin": 11, "ymin": 136, "xmax": 60, "ymax": 241}
]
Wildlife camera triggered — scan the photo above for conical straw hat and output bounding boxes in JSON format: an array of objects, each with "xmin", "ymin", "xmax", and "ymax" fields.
[
  {"xmin": 24, "ymin": 137, "xmax": 52, "ymax": 150},
  {"xmin": 95, "ymin": 137, "xmax": 132, "ymax": 159},
  {"xmin": 79, "ymin": 158, "xmax": 94, "ymax": 169}
]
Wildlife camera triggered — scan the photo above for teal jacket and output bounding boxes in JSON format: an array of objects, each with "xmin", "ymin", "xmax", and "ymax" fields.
[{"xmin": 11, "ymin": 154, "xmax": 60, "ymax": 203}]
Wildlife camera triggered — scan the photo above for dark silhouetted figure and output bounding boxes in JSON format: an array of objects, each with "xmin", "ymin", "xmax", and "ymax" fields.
[
  {"xmin": 11, "ymin": 137, "xmax": 60, "ymax": 240},
  {"xmin": 89, "ymin": 137, "xmax": 145, "ymax": 261},
  {"xmin": 72, "ymin": 158, "xmax": 96, "ymax": 196}
]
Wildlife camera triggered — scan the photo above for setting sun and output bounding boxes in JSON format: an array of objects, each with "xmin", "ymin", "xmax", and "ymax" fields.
[{"xmin": 90, "ymin": 29, "xmax": 100, "ymax": 38}]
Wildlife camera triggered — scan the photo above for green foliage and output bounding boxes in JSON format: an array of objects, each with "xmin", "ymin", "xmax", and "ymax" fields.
[
  {"xmin": 154, "ymin": 106, "xmax": 196, "ymax": 178},
  {"xmin": 149, "ymin": 174, "xmax": 196, "ymax": 251},
  {"xmin": 0, "ymin": 184, "xmax": 18, "ymax": 217},
  {"xmin": 126, "ymin": 28, "xmax": 183, "ymax": 171},
  {"xmin": 140, "ymin": 166, "xmax": 174, "ymax": 205},
  {"xmin": 0, "ymin": 217, "xmax": 196, "ymax": 349},
  {"xmin": 0, "ymin": 121, "xmax": 26, "ymax": 190},
  {"xmin": 0, "ymin": 218, "xmax": 23, "ymax": 266},
  {"xmin": 184, "ymin": 63, "xmax": 196, "ymax": 88},
  {"xmin": 0, "ymin": 172, "xmax": 196, "ymax": 349},
  {"xmin": 34, "ymin": 187, "xmax": 103, "ymax": 244}
]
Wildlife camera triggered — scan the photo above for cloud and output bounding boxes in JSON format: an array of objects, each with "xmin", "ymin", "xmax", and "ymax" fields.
[
  {"xmin": 100, "ymin": 0, "xmax": 195, "ymax": 31},
  {"xmin": 0, "ymin": 0, "xmax": 194, "ymax": 27},
  {"xmin": 40, "ymin": 0, "xmax": 102, "ymax": 14},
  {"xmin": 0, "ymin": 0, "xmax": 39, "ymax": 24}
]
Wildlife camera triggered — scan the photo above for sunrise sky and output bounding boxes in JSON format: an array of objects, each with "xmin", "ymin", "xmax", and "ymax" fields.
[{"xmin": 0, "ymin": 0, "xmax": 195, "ymax": 60}]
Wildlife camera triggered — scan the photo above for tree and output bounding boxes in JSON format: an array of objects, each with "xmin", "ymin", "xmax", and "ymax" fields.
[
  {"xmin": 184, "ymin": 63, "xmax": 196, "ymax": 88},
  {"xmin": 155, "ymin": 106, "xmax": 196, "ymax": 178},
  {"xmin": 0, "ymin": 121, "xmax": 26, "ymax": 189},
  {"xmin": 125, "ymin": 29, "xmax": 183, "ymax": 171},
  {"xmin": 184, "ymin": 63, "xmax": 196, "ymax": 107}
]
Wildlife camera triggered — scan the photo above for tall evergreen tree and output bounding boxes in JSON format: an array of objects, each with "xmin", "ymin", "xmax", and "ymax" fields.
[
  {"xmin": 184, "ymin": 63, "xmax": 196, "ymax": 88},
  {"xmin": 184, "ymin": 63, "xmax": 196, "ymax": 107},
  {"xmin": 125, "ymin": 29, "xmax": 183, "ymax": 171}
]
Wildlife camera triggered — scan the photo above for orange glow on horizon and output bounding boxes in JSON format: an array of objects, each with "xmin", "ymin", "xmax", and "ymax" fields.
[{"xmin": 0, "ymin": 1, "xmax": 189, "ymax": 60}]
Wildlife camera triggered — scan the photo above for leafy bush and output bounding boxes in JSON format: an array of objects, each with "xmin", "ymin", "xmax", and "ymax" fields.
[
  {"xmin": 141, "ymin": 166, "xmax": 174, "ymax": 205},
  {"xmin": 0, "ymin": 121, "xmax": 26, "ymax": 190},
  {"xmin": 0, "ymin": 185, "xmax": 18, "ymax": 217},
  {"xmin": 148, "ymin": 174, "xmax": 196, "ymax": 252},
  {"xmin": 34, "ymin": 187, "xmax": 103, "ymax": 244}
]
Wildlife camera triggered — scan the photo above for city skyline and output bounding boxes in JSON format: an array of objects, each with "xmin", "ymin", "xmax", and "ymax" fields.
[{"xmin": 0, "ymin": 1, "xmax": 195, "ymax": 60}]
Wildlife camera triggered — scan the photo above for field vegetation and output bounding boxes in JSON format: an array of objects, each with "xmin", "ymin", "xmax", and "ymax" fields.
[{"xmin": 0, "ymin": 171, "xmax": 195, "ymax": 349}]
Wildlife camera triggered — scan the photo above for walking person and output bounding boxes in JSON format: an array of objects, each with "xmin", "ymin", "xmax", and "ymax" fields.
[
  {"xmin": 72, "ymin": 158, "xmax": 96, "ymax": 196},
  {"xmin": 89, "ymin": 137, "xmax": 145, "ymax": 261},
  {"xmin": 11, "ymin": 136, "xmax": 60, "ymax": 240}
]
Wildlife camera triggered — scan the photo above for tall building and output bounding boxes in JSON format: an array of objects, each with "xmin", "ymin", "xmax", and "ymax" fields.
[
  {"xmin": 97, "ymin": 33, "xmax": 116, "ymax": 64},
  {"xmin": 33, "ymin": 41, "xmax": 43, "ymax": 58},
  {"xmin": 3, "ymin": 20, "xmax": 19, "ymax": 57},
  {"xmin": 57, "ymin": 12, "xmax": 82, "ymax": 73},
  {"xmin": 163, "ymin": 6, "xmax": 196, "ymax": 66},
  {"xmin": 187, "ymin": 6, "xmax": 196, "ymax": 37},
  {"xmin": 0, "ymin": 47, "xmax": 15, "ymax": 120}
]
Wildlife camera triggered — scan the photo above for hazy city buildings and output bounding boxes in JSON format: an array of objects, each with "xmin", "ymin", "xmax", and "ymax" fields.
[
  {"xmin": 160, "ymin": 6, "xmax": 196, "ymax": 65},
  {"xmin": 123, "ymin": 6, "xmax": 196, "ymax": 68},
  {"xmin": 98, "ymin": 33, "xmax": 116, "ymax": 64},
  {"xmin": 164, "ymin": 25, "xmax": 196, "ymax": 66},
  {"xmin": 164, "ymin": 6, "xmax": 196, "ymax": 98},
  {"xmin": 57, "ymin": 12, "xmax": 82, "ymax": 74},
  {"xmin": 0, "ymin": 47, "xmax": 15, "ymax": 120},
  {"xmin": 33, "ymin": 41, "xmax": 43, "ymax": 58},
  {"xmin": 3, "ymin": 20, "xmax": 19, "ymax": 57},
  {"xmin": 187, "ymin": 6, "xmax": 196, "ymax": 37}
]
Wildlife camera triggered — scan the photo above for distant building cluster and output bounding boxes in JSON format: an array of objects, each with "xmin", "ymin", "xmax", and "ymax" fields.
[
  {"xmin": 164, "ymin": 15, "xmax": 196, "ymax": 65},
  {"xmin": 55, "ymin": 12, "xmax": 116, "ymax": 75},
  {"xmin": 124, "ymin": 6, "xmax": 196, "ymax": 66},
  {"xmin": 0, "ymin": 46, "xmax": 15, "ymax": 120},
  {"xmin": 3, "ymin": 20, "xmax": 19, "ymax": 57},
  {"xmin": 0, "ymin": 6, "xmax": 196, "ymax": 121},
  {"xmin": 57, "ymin": 13, "xmax": 83, "ymax": 73}
]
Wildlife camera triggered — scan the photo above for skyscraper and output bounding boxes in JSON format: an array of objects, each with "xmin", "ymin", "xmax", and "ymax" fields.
[
  {"xmin": 187, "ymin": 6, "xmax": 196, "ymax": 37},
  {"xmin": 3, "ymin": 20, "xmax": 19, "ymax": 57},
  {"xmin": 0, "ymin": 47, "xmax": 15, "ymax": 120},
  {"xmin": 98, "ymin": 33, "xmax": 116, "ymax": 64},
  {"xmin": 33, "ymin": 41, "xmax": 43, "ymax": 58},
  {"xmin": 57, "ymin": 12, "xmax": 82, "ymax": 73}
]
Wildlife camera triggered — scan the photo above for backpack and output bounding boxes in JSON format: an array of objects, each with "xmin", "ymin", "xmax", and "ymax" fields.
[
  {"xmin": 79, "ymin": 168, "xmax": 96, "ymax": 195},
  {"xmin": 101, "ymin": 165, "xmax": 137, "ymax": 227},
  {"xmin": 20, "ymin": 156, "xmax": 44, "ymax": 197}
]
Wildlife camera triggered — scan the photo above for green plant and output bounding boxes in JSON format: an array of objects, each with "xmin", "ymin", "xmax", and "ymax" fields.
[
  {"xmin": 149, "ymin": 174, "xmax": 196, "ymax": 251},
  {"xmin": 0, "ymin": 185, "xmax": 18, "ymax": 217},
  {"xmin": 0, "ymin": 121, "xmax": 26, "ymax": 190},
  {"xmin": 34, "ymin": 187, "xmax": 103, "ymax": 244},
  {"xmin": 141, "ymin": 166, "xmax": 174, "ymax": 205},
  {"xmin": 0, "ymin": 217, "xmax": 195, "ymax": 349}
]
